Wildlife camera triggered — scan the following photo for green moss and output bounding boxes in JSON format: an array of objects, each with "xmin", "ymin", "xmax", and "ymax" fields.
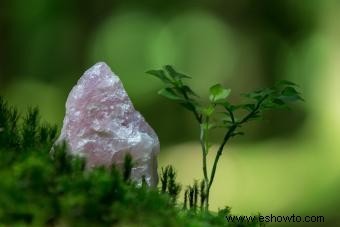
[{"xmin": 0, "ymin": 97, "xmax": 262, "ymax": 226}]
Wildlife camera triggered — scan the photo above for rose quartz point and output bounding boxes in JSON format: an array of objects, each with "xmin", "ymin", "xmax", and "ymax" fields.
[{"xmin": 54, "ymin": 62, "xmax": 160, "ymax": 186}]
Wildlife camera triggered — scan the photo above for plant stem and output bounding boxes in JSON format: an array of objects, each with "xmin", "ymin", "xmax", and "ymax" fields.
[
  {"xmin": 204, "ymin": 95, "xmax": 269, "ymax": 210},
  {"xmin": 225, "ymin": 107, "xmax": 235, "ymax": 124},
  {"xmin": 205, "ymin": 124, "xmax": 236, "ymax": 210},
  {"xmin": 200, "ymin": 123, "xmax": 209, "ymax": 184},
  {"xmin": 180, "ymin": 85, "xmax": 213, "ymax": 209},
  {"xmin": 180, "ymin": 87, "xmax": 202, "ymax": 123},
  {"xmin": 239, "ymin": 95, "xmax": 269, "ymax": 124},
  {"xmin": 200, "ymin": 118, "xmax": 210, "ymax": 210}
]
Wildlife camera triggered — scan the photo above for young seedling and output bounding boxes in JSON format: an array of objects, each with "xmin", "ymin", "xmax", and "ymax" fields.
[
  {"xmin": 160, "ymin": 166, "xmax": 169, "ymax": 193},
  {"xmin": 148, "ymin": 65, "xmax": 303, "ymax": 210},
  {"xmin": 183, "ymin": 188, "xmax": 189, "ymax": 210},
  {"xmin": 199, "ymin": 180, "xmax": 206, "ymax": 210},
  {"xmin": 0, "ymin": 97, "xmax": 20, "ymax": 149},
  {"xmin": 183, "ymin": 180, "xmax": 206, "ymax": 212},
  {"xmin": 160, "ymin": 165, "xmax": 181, "ymax": 203}
]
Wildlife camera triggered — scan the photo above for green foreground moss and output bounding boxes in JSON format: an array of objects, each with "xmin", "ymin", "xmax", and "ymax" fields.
[{"xmin": 0, "ymin": 97, "xmax": 262, "ymax": 227}]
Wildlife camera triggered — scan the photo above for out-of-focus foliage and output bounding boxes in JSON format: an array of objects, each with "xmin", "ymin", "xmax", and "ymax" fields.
[{"xmin": 0, "ymin": 0, "xmax": 319, "ymax": 144}]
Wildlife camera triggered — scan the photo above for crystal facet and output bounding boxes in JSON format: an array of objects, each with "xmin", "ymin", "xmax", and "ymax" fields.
[{"xmin": 54, "ymin": 62, "xmax": 159, "ymax": 186}]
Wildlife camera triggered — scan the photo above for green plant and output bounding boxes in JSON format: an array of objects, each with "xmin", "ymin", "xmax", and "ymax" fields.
[
  {"xmin": 0, "ymin": 97, "xmax": 266, "ymax": 227},
  {"xmin": 184, "ymin": 181, "xmax": 199, "ymax": 211},
  {"xmin": 148, "ymin": 65, "xmax": 303, "ymax": 210},
  {"xmin": 160, "ymin": 165, "xmax": 182, "ymax": 203},
  {"xmin": 0, "ymin": 97, "xmax": 264, "ymax": 226},
  {"xmin": 0, "ymin": 97, "xmax": 263, "ymax": 226}
]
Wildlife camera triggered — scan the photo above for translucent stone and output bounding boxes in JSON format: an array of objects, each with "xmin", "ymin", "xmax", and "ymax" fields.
[{"xmin": 54, "ymin": 62, "xmax": 159, "ymax": 186}]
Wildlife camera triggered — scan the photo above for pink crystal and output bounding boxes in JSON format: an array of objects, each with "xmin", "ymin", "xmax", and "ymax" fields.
[{"xmin": 55, "ymin": 62, "xmax": 159, "ymax": 186}]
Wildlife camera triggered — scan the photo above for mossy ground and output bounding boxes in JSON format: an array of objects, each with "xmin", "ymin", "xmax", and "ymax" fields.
[{"xmin": 0, "ymin": 97, "xmax": 262, "ymax": 227}]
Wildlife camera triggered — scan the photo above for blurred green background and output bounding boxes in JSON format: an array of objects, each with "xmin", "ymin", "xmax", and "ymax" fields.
[{"xmin": 1, "ymin": 0, "xmax": 340, "ymax": 225}]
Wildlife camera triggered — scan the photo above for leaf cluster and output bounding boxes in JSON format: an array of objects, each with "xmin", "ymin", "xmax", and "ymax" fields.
[
  {"xmin": 147, "ymin": 65, "xmax": 201, "ymax": 122},
  {"xmin": 149, "ymin": 66, "xmax": 303, "ymax": 139}
]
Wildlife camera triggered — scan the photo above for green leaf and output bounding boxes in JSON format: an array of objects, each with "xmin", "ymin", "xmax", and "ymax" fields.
[
  {"xmin": 262, "ymin": 98, "xmax": 288, "ymax": 110},
  {"xmin": 164, "ymin": 65, "xmax": 191, "ymax": 80},
  {"xmin": 209, "ymin": 84, "xmax": 231, "ymax": 103},
  {"xmin": 158, "ymin": 88, "xmax": 184, "ymax": 101},
  {"xmin": 272, "ymin": 98, "xmax": 285, "ymax": 105},
  {"xmin": 280, "ymin": 87, "xmax": 304, "ymax": 101},
  {"xmin": 146, "ymin": 69, "xmax": 172, "ymax": 84},
  {"xmin": 242, "ymin": 88, "xmax": 275, "ymax": 101},
  {"xmin": 281, "ymin": 87, "xmax": 300, "ymax": 96},
  {"xmin": 180, "ymin": 102, "xmax": 197, "ymax": 112},
  {"xmin": 201, "ymin": 105, "xmax": 214, "ymax": 117},
  {"xmin": 279, "ymin": 95, "xmax": 304, "ymax": 102},
  {"xmin": 221, "ymin": 101, "xmax": 231, "ymax": 108},
  {"xmin": 181, "ymin": 85, "xmax": 199, "ymax": 97},
  {"xmin": 241, "ymin": 104, "xmax": 255, "ymax": 112}
]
